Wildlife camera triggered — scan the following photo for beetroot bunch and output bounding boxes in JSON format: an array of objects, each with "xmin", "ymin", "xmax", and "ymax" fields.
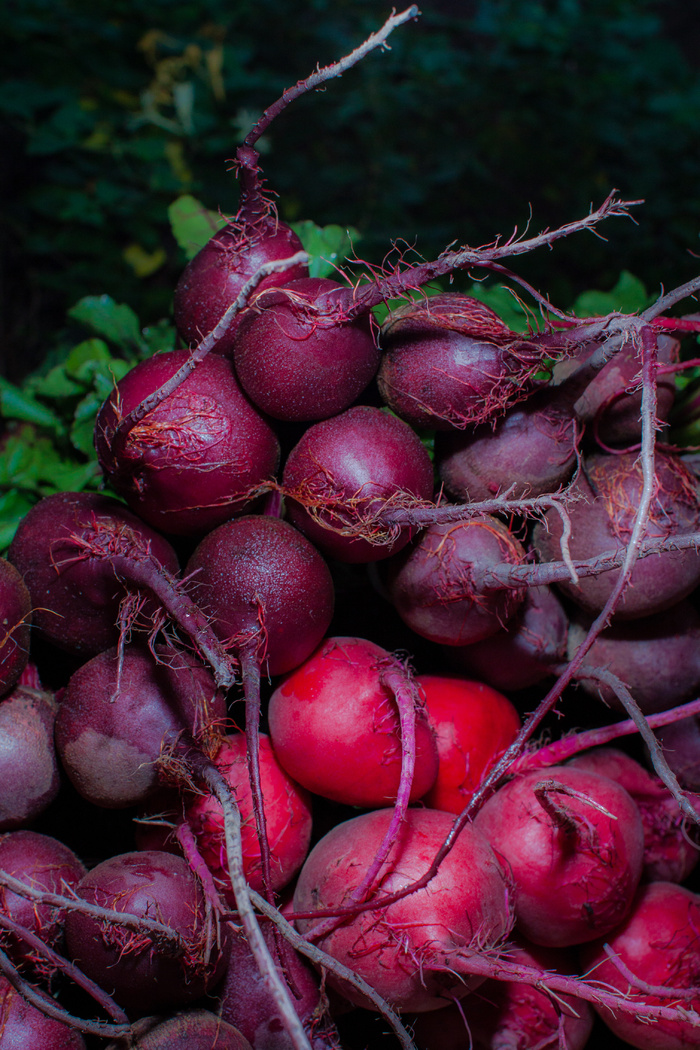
[{"xmin": 5, "ymin": 8, "xmax": 700, "ymax": 1050}]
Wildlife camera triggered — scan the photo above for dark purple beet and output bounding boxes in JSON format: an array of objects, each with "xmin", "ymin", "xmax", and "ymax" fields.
[
  {"xmin": 173, "ymin": 218, "xmax": 308, "ymax": 357},
  {"xmin": 444, "ymin": 584, "xmax": 568, "ymax": 691},
  {"xmin": 0, "ymin": 686, "xmax": 60, "ymax": 830},
  {"xmin": 7, "ymin": 492, "xmax": 180, "ymax": 657},
  {"xmin": 569, "ymin": 599, "xmax": 700, "ymax": 714},
  {"xmin": 531, "ymin": 450, "xmax": 700, "ymax": 619},
  {"xmin": 95, "ymin": 352, "xmax": 280, "ymax": 536},
  {"xmin": 107, "ymin": 1010, "xmax": 252, "ymax": 1050},
  {"xmin": 0, "ymin": 557, "xmax": 32, "ymax": 697},
  {"xmin": 436, "ymin": 386, "xmax": 579, "ymax": 501},
  {"xmin": 657, "ymin": 717, "xmax": 700, "ymax": 793},
  {"xmin": 282, "ymin": 405, "xmax": 435, "ymax": 562},
  {"xmin": 573, "ymin": 332, "xmax": 679, "ymax": 447},
  {"xmin": 377, "ymin": 293, "xmax": 542, "ymax": 431},
  {"xmin": 185, "ymin": 516, "xmax": 334, "ymax": 676},
  {"xmin": 0, "ymin": 975, "xmax": 87, "ymax": 1049},
  {"xmin": 384, "ymin": 516, "xmax": 526, "ymax": 646},
  {"xmin": 233, "ymin": 278, "xmax": 381, "ymax": 422},
  {"xmin": 55, "ymin": 644, "xmax": 228, "ymax": 809},
  {"xmin": 218, "ymin": 923, "xmax": 329, "ymax": 1050},
  {"xmin": 0, "ymin": 830, "xmax": 86, "ymax": 973},
  {"xmin": 64, "ymin": 850, "xmax": 228, "ymax": 1019}
]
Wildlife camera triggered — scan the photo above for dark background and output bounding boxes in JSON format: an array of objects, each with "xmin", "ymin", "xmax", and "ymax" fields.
[{"xmin": 2, "ymin": 0, "xmax": 699, "ymax": 382}]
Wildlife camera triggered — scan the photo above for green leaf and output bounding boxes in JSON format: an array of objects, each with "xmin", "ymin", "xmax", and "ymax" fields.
[
  {"xmin": 0, "ymin": 491, "xmax": 34, "ymax": 555},
  {"xmin": 371, "ymin": 282, "xmax": 445, "ymax": 327},
  {"xmin": 290, "ymin": 221, "xmax": 359, "ymax": 278},
  {"xmin": 466, "ymin": 283, "xmax": 535, "ymax": 333},
  {"xmin": 168, "ymin": 195, "xmax": 228, "ymax": 260},
  {"xmin": 0, "ymin": 377, "xmax": 63, "ymax": 430},
  {"xmin": 572, "ymin": 271, "xmax": 650, "ymax": 317},
  {"xmin": 67, "ymin": 296, "xmax": 146, "ymax": 353}
]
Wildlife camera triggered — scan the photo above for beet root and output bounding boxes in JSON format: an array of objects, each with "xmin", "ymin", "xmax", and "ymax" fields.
[
  {"xmin": 0, "ymin": 557, "xmax": 31, "ymax": 698},
  {"xmin": 0, "ymin": 686, "xmax": 60, "ymax": 830}
]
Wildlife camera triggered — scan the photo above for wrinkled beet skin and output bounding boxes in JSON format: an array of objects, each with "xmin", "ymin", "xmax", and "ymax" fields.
[
  {"xmin": 55, "ymin": 644, "xmax": 228, "ymax": 809},
  {"xmin": 0, "ymin": 687, "xmax": 61, "ymax": 830},
  {"xmin": 267, "ymin": 636, "xmax": 439, "ymax": 807},
  {"xmin": 385, "ymin": 516, "xmax": 526, "ymax": 646},
  {"xmin": 0, "ymin": 557, "xmax": 31, "ymax": 698},
  {"xmin": 64, "ymin": 850, "xmax": 228, "ymax": 1018},
  {"xmin": 185, "ymin": 515, "xmax": 334, "ymax": 676},
  {"xmin": 532, "ymin": 450, "xmax": 700, "ymax": 619},
  {"xmin": 0, "ymin": 975, "xmax": 87, "ymax": 1049},
  {"xmin": 283, "ymin": 405, "xmax": 435, "ymax": 563},
  {"xmin": 435, "ymin": 389, "xmax": 578, "ymax": 500},
  {"xmin": 95, "ymin": 352, "xmax": 281, "ymax": 536},
  {"xmin": 8, "ymin": 492, "xmax": 180, "ymax": 656},
  {"xmin": 173, "ymin": 220, "xmax": 308, "ymax": 357},
  {"xmin": 474, "ymin": 765, "xmax": 645, "ymax": 947},
  {"xmin": 233, "ymin": 277, "xmax": 381, "ymax": 422}
]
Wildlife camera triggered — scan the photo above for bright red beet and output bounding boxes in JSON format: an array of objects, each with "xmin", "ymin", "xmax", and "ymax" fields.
[
  {"xmin": 0, "ymin": 975, "xmax": 87, "ymax": 1049},
  {"xmin": 267, "ymin": 636, "xmax": 439, "ymax": 807},
  {"xmin": 294, "ymin": 807, "xmax": 513, "ymax": 1012},
  {"xmin": 474, "ymin": 765, "xmax": 645, "ymax": 946},
  {"xmin": 417, "ymin": 675, "xmax": 521, "ymax": 814},
  {"xmin": 184, "ymin": 732, "xmax": 313, "ymax": 900}
]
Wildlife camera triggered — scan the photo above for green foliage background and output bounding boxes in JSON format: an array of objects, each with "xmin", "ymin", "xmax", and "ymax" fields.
[{"xmin": 2, "ymin": 0, "xmax": 700, "ymax": 382}]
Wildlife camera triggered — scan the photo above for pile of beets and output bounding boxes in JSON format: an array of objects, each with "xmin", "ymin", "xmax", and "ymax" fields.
[{"xmin": 3, "ymin": 8, "xmax": 700, "ymax": 1049}]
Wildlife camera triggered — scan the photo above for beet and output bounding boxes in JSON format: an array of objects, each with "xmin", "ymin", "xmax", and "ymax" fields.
[
  {"xmin": 7, "ymin": 492, "xmax": 180, "ymax": 657},
  {"xmin": 55, "ymin": 644, "xmax": 227, "ymax": 809},
  {"xmin": 0, "ymin": 557, "xmax": 31, "ymax": 698},
  {"xmin": 531, "ymin": 449, "xmax": 700, "ymax": 618},
  {"xmin": 0, "ymin": 830, "xmax": 86, "ymax": 975},
  {"xmin": 173, "ymin": 216, "xmax": 308, "ymax": 357},
  {"xmin": 282, "ymin": 405, "xmax": 435, "ymax": 562},
  {"xmin": 185, "ymin": 515, "xmax": 334, "ymax": 677},
  {"xmin": 474, "ymin": 765, "xmax": 645, "ymax": 946},
  {"xmin": 377, "ymin": 293, "xmax": 541, "ymax": 430},
  {"xmin": 384, "ymin": 515, "xmax": 526, "ymax": 646},
  {"xmin": 107, "ymin": 1009, "xmax": 252, "ymax": 1050},
  {"xmin": 184, "ymin": 732, "xmax": 313, "ymax": 900},
  {"xmin": 569, "ymin": 599, "xmax": 700, "ymax": 714},
  {"xmin": 435, "ymin": 384, "xmax": 579, "ymax": 500},
  {"xmin": 0, "ymin": 975, "xmax": 87, "ymax": 1049},
  {"xmin": 444, "ymin": 584, "xmax": 568, "ymax": 690},
  {"xmin": 95, "ymin": 351, "xmax": 281, "ymax": 536},
  {"xmin": 64, "ymin": 850, "xmax": 228, "ymax": 1018},
  {"xmin": 233, "ymin": 277, "xmax": 381, "ymax": 422},
  {"xmin": 0, "ymin": 686, "xmax": 60, "ymax": 830}
]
